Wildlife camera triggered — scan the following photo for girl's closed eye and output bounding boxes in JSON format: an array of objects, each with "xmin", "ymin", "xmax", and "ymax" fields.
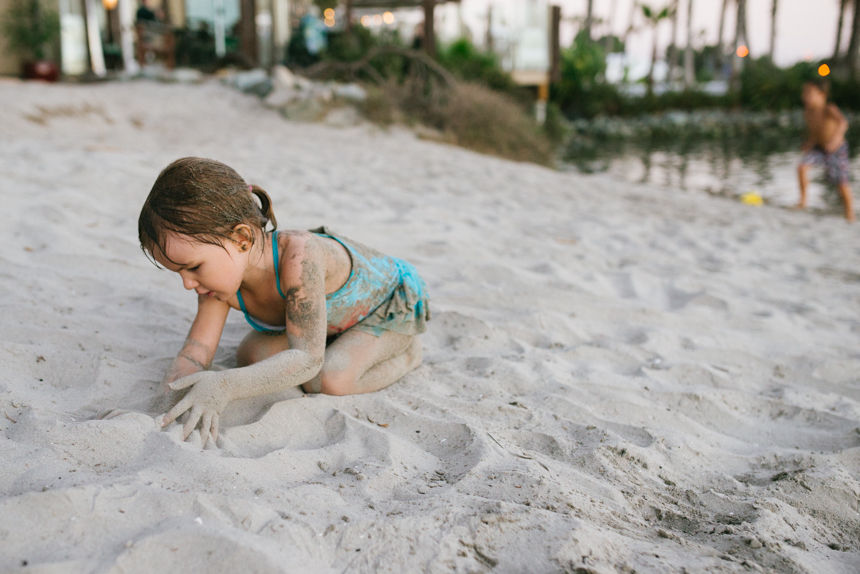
[{"xmin": 188, "ymin": 265, "xmax": 200, "ymax": 272}]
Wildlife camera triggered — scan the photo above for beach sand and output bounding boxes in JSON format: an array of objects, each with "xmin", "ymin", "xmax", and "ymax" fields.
[{"xmin": 0, "ymin": 78, "xmax": 858, "ymax": 573}]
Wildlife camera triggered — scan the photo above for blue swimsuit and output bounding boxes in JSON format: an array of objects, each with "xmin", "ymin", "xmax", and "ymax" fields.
[{"xmin": 236, "ymin": 228, "xmax": 430, "ymax": 338}]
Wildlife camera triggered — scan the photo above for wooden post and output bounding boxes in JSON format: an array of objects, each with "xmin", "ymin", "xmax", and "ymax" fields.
[
  {"xmin": 550, "ymin": 5, "xmax": 561, "ymax": 83},
  {"xmin": 241, "ymin": 0, "xmax": 258, "ymax": 65},
  {"xmin": 345, "ymin": 0, "xmax": 353, "ymax": 35},
  {"xmin": 536, "ymin": 81, "xmax": 549, "ymax": 124},
  {"xmin": 423, "ymin": 0, "xmax": 435, "ymax": 57}
]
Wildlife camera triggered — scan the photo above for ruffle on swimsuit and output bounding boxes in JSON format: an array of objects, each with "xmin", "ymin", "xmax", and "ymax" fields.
[{"xmin": 236, "ymin": 227, "xmax": 431, "ymax": 338}]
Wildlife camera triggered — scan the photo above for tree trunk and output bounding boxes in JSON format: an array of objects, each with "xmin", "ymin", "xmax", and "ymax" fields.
[
  {"xmin": 730, "ymin": 0, "xmax": 746, "ymax": 91},
  {"xmin": 623, "ymin": 0, "xmax": 639, "ymax": 47},
  {"xmin": 834, "ymin": 0, "xmax": 848, "ymax": 61},
  {"xmin": 584, "ymin": 0, "xmax": 594, "ymax": 40},
  {"xmin": 768, "ymin": 0, "xmax": 778, "ymax": 61},
  {"xmin": 716, "ymin": 0, "xmax": 730, "ymax": 74},
  {"xmin": 647, "ymin": 25, "xmax": 658, "ymax": 95},
  {"xmin": 847, "ymin": 0, "xmax": 860, "ymax": 78},
  {"xmin": 668, "ymin": 0, "xmax": 679, "ymax": 81},
  {"xmin": 422, "ymin": 0, "xmax": 435, "ymax": 57},
  {"xmin": 685, "ymin": 0, "xmax": 695, "ymax": 86}
]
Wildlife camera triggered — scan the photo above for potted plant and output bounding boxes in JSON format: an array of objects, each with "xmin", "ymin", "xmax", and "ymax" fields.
[{"xmin": 2, "ymin": 0, "xmax": 61, "ymax": 81}]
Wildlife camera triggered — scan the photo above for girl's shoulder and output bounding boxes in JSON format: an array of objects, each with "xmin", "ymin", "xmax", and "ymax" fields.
[{"xmin": 274, "ymin": 229, "xmax": 337, "ymax": 279}]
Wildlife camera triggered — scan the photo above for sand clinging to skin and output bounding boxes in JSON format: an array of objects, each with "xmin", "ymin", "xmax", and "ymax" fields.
[{"xmin": 0, "ymin": 78, "xmax": 858, "ymax": 573}]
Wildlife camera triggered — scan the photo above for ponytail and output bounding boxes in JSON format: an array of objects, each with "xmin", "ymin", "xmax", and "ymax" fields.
[{"xmin": 250, "ymin": 184, "xmax": 278, "ymax": 230}]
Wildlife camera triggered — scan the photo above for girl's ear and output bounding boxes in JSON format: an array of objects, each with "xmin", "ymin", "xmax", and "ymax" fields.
[{"xmin": 231, "ymin": 224, "xmax": 254, "ymax": 251}]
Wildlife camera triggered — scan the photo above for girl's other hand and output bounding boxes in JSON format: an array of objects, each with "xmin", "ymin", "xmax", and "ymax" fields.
[{"xmin": 161, "ymin": 371, "xmax": 230, "ymax": 446}]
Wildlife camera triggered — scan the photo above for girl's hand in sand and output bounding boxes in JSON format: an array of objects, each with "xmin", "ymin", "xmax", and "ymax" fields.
[
  {"xmin": 161, "ymin": 354, "xmax": 205, "ymax": 389},
  {"xmin": 161, "ymin": 371, "xmax": 230, "ymax": 445}
]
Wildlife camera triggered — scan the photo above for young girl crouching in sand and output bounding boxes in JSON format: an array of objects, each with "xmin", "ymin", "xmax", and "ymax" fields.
[{"xmin": 138, "ymin": 157, "xmax": 430, "ymax": 445}]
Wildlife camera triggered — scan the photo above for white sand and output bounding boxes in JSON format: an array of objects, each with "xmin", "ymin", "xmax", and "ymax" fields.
[{"xmin": 0, "ymin": 78, "xmax": 858, "ymax": 574}]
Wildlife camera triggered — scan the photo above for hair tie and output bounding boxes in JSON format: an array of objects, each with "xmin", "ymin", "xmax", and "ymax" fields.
[{"xmin": 248, "ymin": 184, "xmax": 253, "ymax": 192}]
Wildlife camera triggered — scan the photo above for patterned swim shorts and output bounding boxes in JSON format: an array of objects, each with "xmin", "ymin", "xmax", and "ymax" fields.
[{"xmin": 800, "ymin": 143, "xmax": 851, "ymax": 185}]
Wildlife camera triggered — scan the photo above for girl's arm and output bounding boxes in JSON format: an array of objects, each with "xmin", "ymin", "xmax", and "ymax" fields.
[
  {"xmin": 151, "ymin": 295, "xmax": 229, "ymax": 413},
  {"xmin": 161, "ymin": 235, "xmax": 328, "ymax": 443},
  {"xmin": 163, "ymin": 295, "xmax": 230, "ymax": 385}
]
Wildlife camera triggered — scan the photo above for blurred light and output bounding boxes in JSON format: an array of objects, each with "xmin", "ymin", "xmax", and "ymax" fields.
[
  {"xmin": 325, "ymin": 17, "xmax": 335, "ymax": 27},
  {"xmin": 324, "ymin": 8, "xmax": 335, "ymax": 19},
  {"xmin": 102, "ymin": 0, "xmax": 117, "ymax": 9},
  {"xmin": 383, "ymin": 11, "xmax": 395, "ymax": 24},
  {"xmin": 372, "ymin": 14, "xmax": 383, "ymax": 25},
  {"xmin": 736, "ymin": 45, "xmax": 748, "ymax": 58},
  {"xmin": 361, "ymin": 15, "xmax": 371, "ymax": 26},
  {"xmin": 819, "ymin": 64, "xmax": 830, "ymax": 76},
  {"xmin": 804, "ymin": 52, "xmax": 814, "ymax": 61}
]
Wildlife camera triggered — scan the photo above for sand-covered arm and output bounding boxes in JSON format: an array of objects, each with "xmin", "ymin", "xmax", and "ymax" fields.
[{"xmin": 161, "ymin": 235, "xmax": 328, "ymax": 442}]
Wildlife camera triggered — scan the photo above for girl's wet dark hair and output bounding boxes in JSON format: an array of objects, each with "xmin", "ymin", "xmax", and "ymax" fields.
[{"xmin": 138, "ymin": 157, "xmax": 277, "ymax": 265}]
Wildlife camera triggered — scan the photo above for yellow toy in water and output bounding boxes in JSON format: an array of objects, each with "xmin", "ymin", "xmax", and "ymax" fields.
[{"xmin": 740, "ymin": 192, "xmax": 764, "ymax": 206}]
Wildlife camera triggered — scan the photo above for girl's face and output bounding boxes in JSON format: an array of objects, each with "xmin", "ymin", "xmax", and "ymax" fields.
[{"xmin": 152, "ymin": 231, "xmax": 250, "ymax": 302}]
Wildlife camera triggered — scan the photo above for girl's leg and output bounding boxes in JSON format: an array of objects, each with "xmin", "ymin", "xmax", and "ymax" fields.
[
  {"xmin": 236, "ymin": 330, "xmax": 290, "ymax": 367},
  {"xmin": 236, "ymin": 328, "xmax": 423, "ymax": 396},
  {"xmin": 303, "ymin": 330, "xmax": 422, "ymax": 396}
]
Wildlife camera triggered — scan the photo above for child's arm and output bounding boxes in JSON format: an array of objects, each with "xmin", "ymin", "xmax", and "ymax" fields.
[
  {"xmin": 824, "ymin": 104, "xmax": 849, "ymax": 152},
  {"xmin": 160, "ymin": 235, "xmax": 327, "ymax": 443},
  {"xmin": 153, "ymin": 295, "xmax": 229, "ymax": 412},
  {"xmin": 163, "ymin": 295, "xmax": 229, "ymax": 384}
]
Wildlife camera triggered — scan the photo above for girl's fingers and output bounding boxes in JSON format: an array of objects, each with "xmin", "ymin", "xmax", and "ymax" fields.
[
  {"xmin": 183, "ymin": 406, "xmax": 203, "ymax": 440},
  {"xmin": 162, "ymin": 398, "xmax": 191, "ymax": 427},
  {"xmin": 201, "ymin": 413, "xmax": 212, "ymax": 447}
]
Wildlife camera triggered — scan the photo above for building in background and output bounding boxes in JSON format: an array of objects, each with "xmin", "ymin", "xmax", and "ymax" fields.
[{"xmin": 0, "ymin": 0, "xmax": 296, "ymax": 76}]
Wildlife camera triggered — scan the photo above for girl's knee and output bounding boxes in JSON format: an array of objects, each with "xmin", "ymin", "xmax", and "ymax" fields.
[{"xmin": 318, "ymin": 368, "xmax": 356, "ymax": 396}]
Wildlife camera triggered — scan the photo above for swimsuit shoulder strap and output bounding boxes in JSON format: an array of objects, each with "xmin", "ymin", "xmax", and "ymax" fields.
[
  {"xmin": 234, "ymin": 230, "xmax": 286, "ymax": 333},
  {"xmin": 272, "ymin": 230, "xmax": 285, "ymax": 299}
]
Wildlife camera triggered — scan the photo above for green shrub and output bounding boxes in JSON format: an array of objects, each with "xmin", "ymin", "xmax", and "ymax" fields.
[
  {"xmin": 739, "ymin": 58, "xmax": 812, "ymax": 111},
  {"xmin": 437, "ymin": 38, "xmax": 527, "ymax": 103},
  {"xmin": 1, "ymin": 0, "xmax": 59, "ymax": 61},
  {"xmin": 551, "ymin": 31, "xmax": 611, "ymax": 117}
]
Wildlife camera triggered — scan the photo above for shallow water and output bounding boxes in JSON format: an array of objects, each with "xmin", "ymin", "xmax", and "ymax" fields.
[{"xmin": 562, "ymin": 129, "xmax": 860, "ymax": 214}]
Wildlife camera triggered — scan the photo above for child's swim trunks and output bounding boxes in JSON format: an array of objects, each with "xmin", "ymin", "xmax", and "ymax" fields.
[
  {"xmin": 800, "ymin": 142, "xmax": 851, "ymax": 185},
  {"xmin": 237, "ymin": 227, "xmax": 431, "ymax": 339}
]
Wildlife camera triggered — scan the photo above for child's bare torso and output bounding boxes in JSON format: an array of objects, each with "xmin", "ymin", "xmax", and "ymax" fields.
[{"xmin": 805, "ymin": 104, "xmax": 844, "ymax": 149}]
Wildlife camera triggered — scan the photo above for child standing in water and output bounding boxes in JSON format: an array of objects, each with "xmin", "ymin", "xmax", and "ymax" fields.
[
  {"xmin": 797, "ymin": 79, "xmax": 855, "ymax": 222},
  {"xmin": 138, "ymin": 158, "xmax": 430, "ymax": 444}
]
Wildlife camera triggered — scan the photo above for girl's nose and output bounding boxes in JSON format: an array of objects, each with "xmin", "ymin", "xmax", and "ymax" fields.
[{"xmin": 180, "ymin": 272, "xmax": 198, "ymax": 290}]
